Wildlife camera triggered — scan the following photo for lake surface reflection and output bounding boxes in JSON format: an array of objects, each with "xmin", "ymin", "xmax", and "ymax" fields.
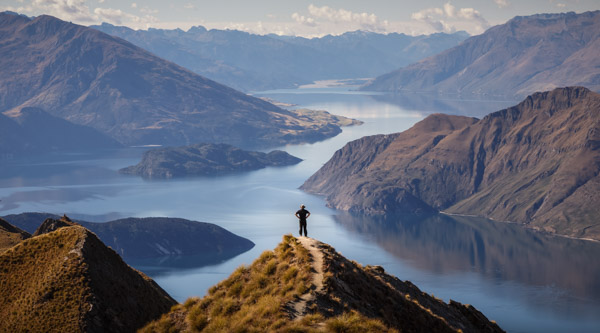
[{"xmin": 1, "ymin": 85, "xmax": 599, "ymax": 332}]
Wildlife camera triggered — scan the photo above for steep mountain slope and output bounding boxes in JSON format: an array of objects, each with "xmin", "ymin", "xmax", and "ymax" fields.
[
  {"xmin": 142, "ymin": 235, "xmax": 503, "ymax": 332},
  {"xmin": 0, "ymin": 225, "xmax": 176, "ymax": 332},
  {"xmin": 362, "ymin": 11, "xmax": 600, "ymax": 97},
  {"xmin": 4, "ymin": 213, "xmax": 254, "ymax": 260},
  {"xmin": 0, "ymin": 107, "xmax": 121, "ymax": 155},
  {"xmin": 120, "ymin": 143, "xmax": 302, "ymax": 178},
  {"xmin": 93, "ymin": 23, "xmax": 468, "ymax": 91},
  {"xmin": 0, "ymin": 218, "xmax": 30, "ymax": 252},
  {"xmin": 302, "ymin": 87, "xmax": 600, "ymax": 240},
  {"xmin": 0, "ymin": 12, "xmax": 354, "ymax": 148}
]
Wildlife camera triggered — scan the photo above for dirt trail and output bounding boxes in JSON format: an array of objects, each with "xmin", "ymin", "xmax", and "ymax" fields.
[{"xmin": 291, "ymin": 236, "xmax": 325, "ymax": 321}]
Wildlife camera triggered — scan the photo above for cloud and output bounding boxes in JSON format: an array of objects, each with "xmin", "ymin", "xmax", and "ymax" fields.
[
  {"xmin": 3, "ymin": 0, "xmax": 159, "ymax": 29},
  {"xmin": 131, "ymin": 3, "xmax": 137, "ymax": 9},
  {"xmin": 493, "ymin": 0, "xmax": 510, "ymax": 8},
  {"xmin": 30, "ymin": 0, "xmax": 96, "ymax": 22},
  {"xmin": 94, "ymin": 7, "xmax": 140, "ymax": 25},
  {"xmin": 306, "ymin": 4, "xmax": 388, "ymax": 32},
  {"xmin": 184, "ymin": 3, "xmax": 196, "ymax": 10},
  {"xmin": 140, "ymin": 7, "xmax": 158, "ymax": 15},
  {"xmin": 411, "ymin": 2, "xmax": 489, "ymax": 34},
  {"xmin": 291, "ymin": 12, "xmax": 315, "ymax": 27}
]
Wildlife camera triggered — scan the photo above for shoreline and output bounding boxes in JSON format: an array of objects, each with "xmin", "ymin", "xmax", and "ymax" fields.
[{"xmin": 440, "ymin": 211, "xmax": 600, "ymax": 244}]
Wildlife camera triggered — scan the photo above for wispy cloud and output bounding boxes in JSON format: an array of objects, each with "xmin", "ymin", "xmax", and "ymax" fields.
[
  {"xmin": 494, "ymin": 0, "xmax": 510, "ymax": 8},
  {"xmin": 411, "ymin": 2, "xmax": 489, "ymax": 34}
]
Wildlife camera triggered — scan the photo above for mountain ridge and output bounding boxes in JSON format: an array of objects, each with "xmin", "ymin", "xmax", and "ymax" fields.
[
  {"xmin": 362, "ymin": 11, "xmax": 600, "ymax": 98},
  {"xmin": 302, "ymin": 87, "xmax": 600, "ymax": 240},
  {"xmin": 142, "ymin": 235, "xmax": 503, "ymax": 332},
  {"xmin": 92, "ymin": 22, "xmax": 469, "ymax": 91},
  {"xmin": 0, "ymin": 225, "xmax": 176, "ymax": 332},
  {"xmin": 0, "ymin": 12, "xmax": 356, "ymax": 148}
]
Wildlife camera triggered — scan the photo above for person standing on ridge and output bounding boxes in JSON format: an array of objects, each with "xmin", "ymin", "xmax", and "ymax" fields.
[{"xmin": 295, "ymin": 204, "xmax": 310, "ymax": 237}]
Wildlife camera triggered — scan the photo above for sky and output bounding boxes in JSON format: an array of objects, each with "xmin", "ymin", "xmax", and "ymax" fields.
[{"xmin": 2, "ymin": 0, "xmax": 599, "ymax": 37}]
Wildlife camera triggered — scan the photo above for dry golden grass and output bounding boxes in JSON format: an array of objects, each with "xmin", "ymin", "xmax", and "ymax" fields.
[
  {"xmin": 0, "ymin": 227, "xmax": 91, "ymax": 332},
  {"xmin": 141, "ymin": 235, "xmax": 396, "ymax": 333}
]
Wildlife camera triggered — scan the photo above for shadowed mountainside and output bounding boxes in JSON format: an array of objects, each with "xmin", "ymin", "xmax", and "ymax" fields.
[
  {"xmin": 119, "ymin": 143, "xmax": 302, "ymax": 179},
  {"xmin": 92, "ymin": 23, "xmax": 469, "ymax": 91},
  {"xmin": 142, "ymin": 235, "xmax": 503, "ymax": 332},
  {"xmin": 0, "ymin": 107, "xmax": 121, "ymax": 155},
  {"xmin": 363, "ymin": 11, "xmax": 600, "ymax": 98},
  {"xmin": 0, "ymin": 218, "xmax": 30, "ymax": 252},
  {"xmin": 0, "ymin": 12, "xmax": 356, "ymax": 148},
  {"xmin": 0, "ymin": 225, "xmax": 176, "ymax": 332},
  {"xmin": 302, "ymin": 87, "xmax": 600, "ymax": 240},
  {"xmin": 4, "ymin": 213, "xmax": 254, "ymax": 260}
]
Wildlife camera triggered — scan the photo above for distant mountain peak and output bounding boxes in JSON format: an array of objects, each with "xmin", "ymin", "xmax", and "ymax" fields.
[{"xmin": 362, "ymin": 11, "xmax": 600, "ymax": 97}]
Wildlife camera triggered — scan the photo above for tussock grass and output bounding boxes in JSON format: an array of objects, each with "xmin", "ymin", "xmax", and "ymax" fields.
[{"xmin": 142, "ymin": 235, "xmax": 397, "ymax": 332}]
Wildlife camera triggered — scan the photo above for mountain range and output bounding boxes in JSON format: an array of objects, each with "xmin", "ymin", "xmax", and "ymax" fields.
[
  {"xmin": 362, "ymin": 11, "xmax": 600, "ymax": 98},
  {"xmin": 92, "ymin": 23, "xmax": 469, "ymax": 91},
  {"xmin": 0, "ymin": 12, "xmax": 356, "ymax": 148},
  {"xmin": 302, "ymin": 87, "xmax": 600, "ymax": 241}
]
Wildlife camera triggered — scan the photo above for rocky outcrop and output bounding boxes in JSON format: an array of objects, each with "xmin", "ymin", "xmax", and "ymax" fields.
[
  {"xmin": 119, "ymin": 143, "xmax": 302, "ymax": 179},
  {"xmin": 0, "ymin": 12, "xmax": 356, "ymax": 148},
  {"xmin": 32, "ymin": 215, "xmax": 79, "ymax": 236},
  {"xmin": 362, "ymin": 11, "xmax": 600, "ymax": 98},
  {"xmin": 0, "ymin": 226, "xmax": 176, "ymax": 332},
  {"xmin": 302, "ymin": 87, "xmax": 600, "ymax": 240}
]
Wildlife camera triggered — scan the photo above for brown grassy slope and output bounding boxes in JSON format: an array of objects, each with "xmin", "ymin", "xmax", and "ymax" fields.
[
  {"xmin": 141, "ymin": 235, "xmax": 503, "ymax": 332},
  {"xmin": 303, "ymin": 87, "xmax": 600, "ymax": 240},
  {"xmin": 0, "ymin": 226, "xmax": 176, "ymax": 333},
  {"xmin": 0, "ymin": 218, "xmax": 30, "ymax": 252}
]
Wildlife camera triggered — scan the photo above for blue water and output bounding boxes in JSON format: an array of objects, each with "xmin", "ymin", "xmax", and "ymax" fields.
[{"xmin": 1, "ymin": 86, "xmax": 599, "ymax": 332}]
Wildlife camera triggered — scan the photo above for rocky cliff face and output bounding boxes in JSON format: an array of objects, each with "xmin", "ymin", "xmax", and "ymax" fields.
[
  {"xmin": 302, "ymin": 87, "xmax": 600, "ymax": 240},
  {"xmin": 362, "ymin": 11, "xmax": 600, "ymax": 98},
  {"xmin": 0, "ymin": 12, "xmax": 354, "ymax": 148},
  {"xmin": 0, "ymin": 225, "xmax": 176, "ymax": 332},
  {"xmin": 119, "ymin": 143, "xmax": 302, "ymax": 179}
]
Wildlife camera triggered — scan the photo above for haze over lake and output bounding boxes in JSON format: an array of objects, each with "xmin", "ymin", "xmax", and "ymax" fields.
[{"xmin": 1, "ymin": 83, "xmax": 599, "ymax": 333}]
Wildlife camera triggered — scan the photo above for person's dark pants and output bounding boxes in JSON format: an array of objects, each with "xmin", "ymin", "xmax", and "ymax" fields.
[{"xmin": 299, "ymin": 220, "xmax": 307, "ymax": 237}]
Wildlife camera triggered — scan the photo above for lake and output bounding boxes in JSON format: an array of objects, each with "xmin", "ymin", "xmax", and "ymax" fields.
[{"xmin": 1, "ymin": 84, "xmax": 599, "ymax": 333}]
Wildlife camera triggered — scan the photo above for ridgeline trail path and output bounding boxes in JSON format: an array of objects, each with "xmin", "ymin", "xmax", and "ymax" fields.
[{"xmin": 291, "ymin": 236, "xmax": 325, "ymax": 321}]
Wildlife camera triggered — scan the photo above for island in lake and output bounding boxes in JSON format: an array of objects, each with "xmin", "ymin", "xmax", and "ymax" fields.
[{"xmin": 120, "ymin": 143, "xmax": 303, "ymax": 179}]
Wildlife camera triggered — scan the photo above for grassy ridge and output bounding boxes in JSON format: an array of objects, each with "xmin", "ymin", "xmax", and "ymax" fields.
[
  {"xmin": 141, "ymin": 235, "xmax": 394, "ymax": 332},
  {"xmin": 0, "ymin": 227, "xmax": 90, "ymax": 332}
]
